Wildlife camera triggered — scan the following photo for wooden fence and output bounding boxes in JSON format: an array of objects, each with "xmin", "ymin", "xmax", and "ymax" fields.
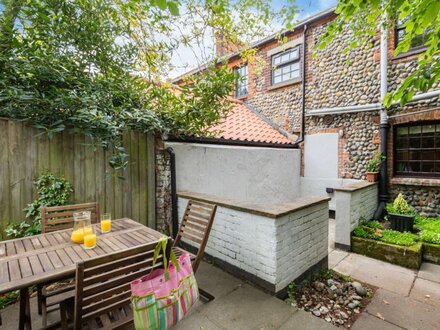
[{"xmin": 0, "ymin": 118, "xmax": 156, "ymax": 240}]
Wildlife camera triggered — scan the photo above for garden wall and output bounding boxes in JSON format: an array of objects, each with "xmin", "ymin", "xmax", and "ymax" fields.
[
  {"xmin": 166, "ymin": 142, "xmax": 301, "ymax": 204},
  {"xmin": 178, "ymin": 192, "xmax": 329, "ymax": 294},
  {"xmin": 334, "ymin": 181, "xmax": 378, "ymax": 250},
  {"xmin": 0, "ymin": 118, "xmax": 156, "ymax": 239}
]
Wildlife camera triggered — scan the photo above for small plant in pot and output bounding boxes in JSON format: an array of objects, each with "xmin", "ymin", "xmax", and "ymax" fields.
[
  {"xmin": 366, "ymin": 152, "xmax": 385, "ymax": 182},
  {"xmin": 386, "ymin": 193, "xmax": 415, "ymax": 232}
]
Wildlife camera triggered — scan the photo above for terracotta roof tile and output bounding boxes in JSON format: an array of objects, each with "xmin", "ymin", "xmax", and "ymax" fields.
[{"xmin": 208, "ymin": 100, "xmax": 296, "ymax": 145}]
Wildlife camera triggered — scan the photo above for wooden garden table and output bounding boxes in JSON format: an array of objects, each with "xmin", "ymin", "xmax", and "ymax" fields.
[{"xmin": 0, "ymin": 218, "xmax": 164, "ymax": 330}]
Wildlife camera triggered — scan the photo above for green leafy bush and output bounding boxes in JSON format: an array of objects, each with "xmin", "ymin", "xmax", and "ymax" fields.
[
  {"xmin": 386, "ymin": 193, "xmax": 414, "ymax": 215},
  {"xmin": 380, "ymin": 230, "xmax": 419, "ymax": 247},
  {"xmin": 5, "ymin": 172, "xmax": 73, "ymax": 238},
  {"xmin": 415, "ymin": 215, "xmax": 440, "ymax": 244},
  {"xmin": 364, "ymin": 221, "xmax": 384, "ymax": 230}
]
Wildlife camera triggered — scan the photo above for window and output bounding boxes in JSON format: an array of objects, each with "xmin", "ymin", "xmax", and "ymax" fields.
[
  {"xmin": 395, "ymin": 17, "xmax": 429, "ymax": 50},
  {"xmin": 394, "ymin": 122, "xmax": 440, "ymax": 178},
  {"xmin": 272, "ymin": 47, "xmax": 300, "ymax": 85},
  {"xmin": 234, "ymin": 65, "xmax": 248, "ymax": 98}
]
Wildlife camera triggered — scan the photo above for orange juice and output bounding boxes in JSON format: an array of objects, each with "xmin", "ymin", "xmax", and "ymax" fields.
[
  {"xmin": 84, "ymin": 234, "xmax": 96, "ymax": 249},
  {"xmin": 71, "ymin": 229, "xmax": 84, "ymax": 243},
  {"xmin": 83, "ymin": 227, "xmax": 93, "ymax": 236},
  {"xmin": 101, "ymin": 219, "xmax": 111, "ymax": 232}
]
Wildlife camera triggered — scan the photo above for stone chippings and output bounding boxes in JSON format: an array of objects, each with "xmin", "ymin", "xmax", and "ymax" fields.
[
  {"xmin": 389, "ymin": 185, "xmax": 440, "ymax": 218},
  {"xmin": 307, "ymin": 112, "xmax": 380, "ymax": 180}
]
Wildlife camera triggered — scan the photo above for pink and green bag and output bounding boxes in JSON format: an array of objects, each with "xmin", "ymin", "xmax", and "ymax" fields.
[{"xmin": 131, "ymin": 237, "xmax": 199, "ymax": 330}]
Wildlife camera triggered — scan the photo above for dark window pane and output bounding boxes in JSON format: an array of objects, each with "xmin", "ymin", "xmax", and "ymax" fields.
[
  {"xmin": 421, "ymin": 150, "xmax": 435, "ymax": 161},
  {"xmin": 396, "ymin": 151, "xmax": 408, "ymax": 160},
  {"xmin": 409, "ymin": 138, "xmax": 421, "ymax": 148},
  {"xmin": 396, "ymin": 137, "xmax": 408, "ymax": 148},
  {"xmin": 423, "ymin": 124, "xmax": 436, "ymax": 134},
  {"xmin": 422, "ymin": 137, "xmax": 435, "ymax": 148},
  {"xmin": 409, "ymin": 125, "xmax": 421, "ymax": 135},
  {"xmin": 422, "ymin": 162, "xmax": 435, "ymax": 173},
  {"xmin": 409, "ymin": 150, "xmax": 420, "ymax": 160},
  {"xmin": 396, "ymin": 162, "xmax": 409, "ymax": 172},
  {"xmin": 397, "ymin": 127, "xmax": 408, "ymax": 136},
  {"xmin": 408, "ymin": 162, "xmax": 420, "ymax": 172}
]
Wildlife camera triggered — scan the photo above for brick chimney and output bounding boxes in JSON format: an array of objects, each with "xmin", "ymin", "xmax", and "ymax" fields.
[{"xmin": 215, "ymin": 32, "xmax": 241, "ymax": 57}]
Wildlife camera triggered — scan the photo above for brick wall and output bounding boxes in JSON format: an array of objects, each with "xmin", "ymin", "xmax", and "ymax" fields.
[
  {"xmin": 178, "ymin": 195, "xmax": 329, "ymax": 293},
  {"xmin": 335, "ymin": 182, "xmax": 378, "ymax": 249}
]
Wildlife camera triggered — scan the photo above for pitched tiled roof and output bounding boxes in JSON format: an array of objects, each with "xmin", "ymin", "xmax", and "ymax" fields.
[{"xmin": 208, "ymin": 100, "xmax": 296, "ymax": 145}]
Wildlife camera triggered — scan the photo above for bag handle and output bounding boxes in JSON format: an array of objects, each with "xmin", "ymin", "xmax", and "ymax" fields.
[{"xmin": 151, "ymin": 236, "xmax": 179, "ymax": 281}]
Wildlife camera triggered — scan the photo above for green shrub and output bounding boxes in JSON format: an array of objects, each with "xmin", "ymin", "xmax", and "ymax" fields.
[
  {"xmin": 364, "ymin": 220, "xmax": 384, "ymax": 230},
  {"xmin": 386, "ymin": 193, "xmax": 414, "ymax": 215},
  {"xmin": 415, "ymin": 215, "xmax": 440, "ymax": 245},
  {"xmin": 380, "ymin": 230, "xmax": 419, "ymax": 246},
  {"xmin": 5, "ymin": 172, "xmax": 73, "ymax": 238}
]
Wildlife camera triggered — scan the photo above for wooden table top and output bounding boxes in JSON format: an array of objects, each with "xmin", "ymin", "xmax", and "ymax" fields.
[{"xmin": 0, "ymin": 218, "xmax": 164, "ymax": 294}]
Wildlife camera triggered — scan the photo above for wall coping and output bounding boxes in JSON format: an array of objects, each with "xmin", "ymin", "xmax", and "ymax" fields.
[
  {"xmin": 390, "ymin": 177, "xmax": 440, "ymax": 188},
  {"xmin": 334, "ymin": 181, "xmax": 378, "ymax": 192},
  {"xmin": 177, "ymin": 191, "xmax": 330, "ymax": 219}
]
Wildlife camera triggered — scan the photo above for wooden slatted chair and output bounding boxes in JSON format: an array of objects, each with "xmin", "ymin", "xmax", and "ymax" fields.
[
  {"xmin": 51, "ymin": 240, "xmax": 168, "ymax": 330},
  {"xmin": 41, "ymin": 202, "xmax": 100, "ymax": 233},
  {"xmin": 172, "ymin": 199, "xmax": 217, "ymax": 301},
  {"xmin": 38, "ymin": 202, "xmax": 100, "ymax": 326}
]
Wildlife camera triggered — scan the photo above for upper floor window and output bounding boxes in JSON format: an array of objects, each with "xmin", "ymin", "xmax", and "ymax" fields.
[
  {"xmin": 272, "ymin": 47, "xmax": 300, "ymax": 85},
  {"xmin": 395, "ymin": 17, "xmax": 429, "ymax": 50},
  {"xmin": 234, "ymin": 65, "xmax": 248, "ymax": 98},
  {"xmin": 394, "ymin": 122, "xmax": 440, "ymax": 178}
]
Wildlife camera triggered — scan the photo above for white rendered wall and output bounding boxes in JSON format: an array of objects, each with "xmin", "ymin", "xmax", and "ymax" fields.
[
  {"xmin": 335, "ymin": 182, "xmax": 378, "ymax": 248},
  {"xmin": 178, "ymin": 196, "xmax": 329, "ymax": 293},
  {"xmin": 167, "ymin": 142, "xmax": 301, "ymax": 204},
  {"xmin": 304, "ymin": 133, "xmax": 339, "ymax": 178}
]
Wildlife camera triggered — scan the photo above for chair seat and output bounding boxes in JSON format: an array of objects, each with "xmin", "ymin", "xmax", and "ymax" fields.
[{"xmin": 172, "ymin": 246, "xmax": 196, "ymax": 261}]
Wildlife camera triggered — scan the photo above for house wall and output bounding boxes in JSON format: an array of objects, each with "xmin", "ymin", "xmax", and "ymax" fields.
[{"xmin": 165, "ymin": 142, "xmax": 301, "ymax": 204}]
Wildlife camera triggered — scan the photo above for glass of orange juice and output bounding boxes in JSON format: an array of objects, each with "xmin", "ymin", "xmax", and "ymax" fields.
[
  {"xmin": 83, "ymin": 225, "xmax": 96, "ymax": 249},
  {"xmin": 100, "ymin": 213, "xmax": 112, "ymax": 233}
]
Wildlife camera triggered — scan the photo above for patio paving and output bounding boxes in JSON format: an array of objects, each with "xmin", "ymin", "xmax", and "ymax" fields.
[{"xmin": 328, "ymin": 218, "xmax": 440, "ymax": 330}]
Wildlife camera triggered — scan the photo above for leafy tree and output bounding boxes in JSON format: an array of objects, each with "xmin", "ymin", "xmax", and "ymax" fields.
[
  {"xmin": 318, "ymin": 0, "xmax": 440, "ymax": 107},
  {"xmin": 0, "ymin": 0, "xmax": 296, "ymax": 169}
]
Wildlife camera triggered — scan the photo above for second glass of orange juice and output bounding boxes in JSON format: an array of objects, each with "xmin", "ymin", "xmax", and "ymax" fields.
[
  {"xmin": 83, "ymin": 225, "xmax": 96, "ymax": 249},
  {"xmin": 100, "ymin": 213, "xmax": 112, "ymax": 233}
]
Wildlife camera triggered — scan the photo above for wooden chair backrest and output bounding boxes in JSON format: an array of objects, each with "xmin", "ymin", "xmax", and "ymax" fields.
[
  {"xmin": 41, "ymin": 202, "xmax": 100, "ymax": 233},
  {"xmin": 73, "ymin": 240, "xmax": 169, "ymax": 330},
  {"xmin": 173, "ymin": 199, "xmax": 217, "ymax": 273}
]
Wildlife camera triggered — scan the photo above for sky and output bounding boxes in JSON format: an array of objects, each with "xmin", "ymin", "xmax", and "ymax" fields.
[{"xmin": 168, "ymin": 0, "xmax": 337, "ymax": 79}]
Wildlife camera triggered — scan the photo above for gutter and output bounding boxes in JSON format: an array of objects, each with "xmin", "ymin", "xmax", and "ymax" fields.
[
  {"xmin": 165, "ymin": 136, "xmax": 298, "ymax": 149},
  {"xmin": 166, "ymin": 147, "xmax": 179, "ymax": 238},
  {"xmin": 293, "ymin": 23, "xmax": 308, "ymax": 147}
]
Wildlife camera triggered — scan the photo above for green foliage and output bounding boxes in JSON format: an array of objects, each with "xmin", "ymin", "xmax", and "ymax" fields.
[
  {"xmin": 287, "ymin": 282, "xmax": 296, "ymax": 303},
  {"xmin": 415, "ymin": 215, "xmax": 440, "ymax": 244},
  {"xmin": 386, "ymin": 193, "xmax": 414, "ymax": 215},
  {"xmin": 366, "ymin": 152, "xmax": 385, "ymax": 172},
  {"xmin": 0, "ymin": 290, "xmax": 19, "ymax": 310},
  {"xmin": 317, "ymin": 0, "xmax": 440, "ymax": 108},
  {"xmin": 5, "ymin": 172, "xmax": 73, "ymax": 238},
  {"xmin": 353, "ymin": 221, "xmax": 419, "ymax": 247},
  {"xmin": 380, "ymin": 230, "xmax": 419, "ymax": 247}
]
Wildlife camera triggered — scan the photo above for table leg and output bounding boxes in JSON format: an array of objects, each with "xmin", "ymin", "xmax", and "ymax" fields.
[{"xmin": 19, "ymin": 288, "xmax": 32, "ymax": 330}]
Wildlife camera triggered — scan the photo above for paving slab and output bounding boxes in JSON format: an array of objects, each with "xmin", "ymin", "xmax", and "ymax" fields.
[
  {"xmin": 195, "ymin": 261, "xmax": 244, "ymax": 299},
  {"xmin": 365, "ymin": 288, "xmax": 440, "ymax": 330},
  {"xmin": 333, "ymin": 253, "xmax": 416, "ymax": 296},
  {"xmin": 351, "ymin": 312, "xmax": 403, "ymax": 330},
  {"xmin": 328, "ymin": 249, "xmax": 349, "ymax": 268},
  {"xmin": 418, "ymin": 262, "xmax": 440, "ymax": 283},
  {"xmin": 200, "ymin": 283, "xmax": 297, "ymax": 329},
  {"xmin": 279, "ymin": 310, "xmax": 338, "ymax": 330},
  {"xmin": 409, "ymin": 278, "xmax": 440, "ymax": 308},
  {"xmin": 174, "ymin": 309, "xmax": 224, "ymax": 330}
]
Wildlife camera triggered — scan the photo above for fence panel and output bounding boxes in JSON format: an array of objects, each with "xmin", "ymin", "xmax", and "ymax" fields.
[{"xmin": 0, "ymin": 118, "xmax": 154, "ymax": 240}]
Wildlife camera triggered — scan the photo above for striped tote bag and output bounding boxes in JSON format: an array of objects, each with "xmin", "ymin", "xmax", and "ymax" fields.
[{"xmin": 131, "ymin": 237, "xmax": 199, "ymax": 329}]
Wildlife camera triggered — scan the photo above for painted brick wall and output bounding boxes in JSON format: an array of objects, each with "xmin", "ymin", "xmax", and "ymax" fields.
[
  {"xmin": 335, "ymin": 182, "xmax": 378, "ymax": 248},
  {"xmin": 178, "ymin": 196, "xmax": 329, "ymax": 293}
]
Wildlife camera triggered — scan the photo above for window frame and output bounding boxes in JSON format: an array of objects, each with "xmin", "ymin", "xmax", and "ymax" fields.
[
  {"xmin": 394, "ymin": 18, "xmax": 429, "ymax": 52},
  {"xmin": 271, "ymin": 46, "xmax": 301, "ymax": 86},
  {"xmin": 393, "ymin": 121, "xmax": 440, "ymax": 179},
  {"xmin": 234, "ymin": 64, "xmax": 248, "ymax": 98}
]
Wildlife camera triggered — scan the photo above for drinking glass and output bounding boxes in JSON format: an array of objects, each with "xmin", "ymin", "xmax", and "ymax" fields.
[
  {"xmin": 83, "ymin": 225, "xmax": 96, "ymax": 249},
  {"xmin": 100, "ymin": 213, "xmax": 112, "ymax": 233}
]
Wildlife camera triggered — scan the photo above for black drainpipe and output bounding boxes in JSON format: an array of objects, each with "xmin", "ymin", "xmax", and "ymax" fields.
[
  {"xmin": 166, "ymin": 147, "xmax": 178, "ymax": 238},
  {"xmin": 293, "ymin": 23, "xmax": 307, "ymax": 146}
]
